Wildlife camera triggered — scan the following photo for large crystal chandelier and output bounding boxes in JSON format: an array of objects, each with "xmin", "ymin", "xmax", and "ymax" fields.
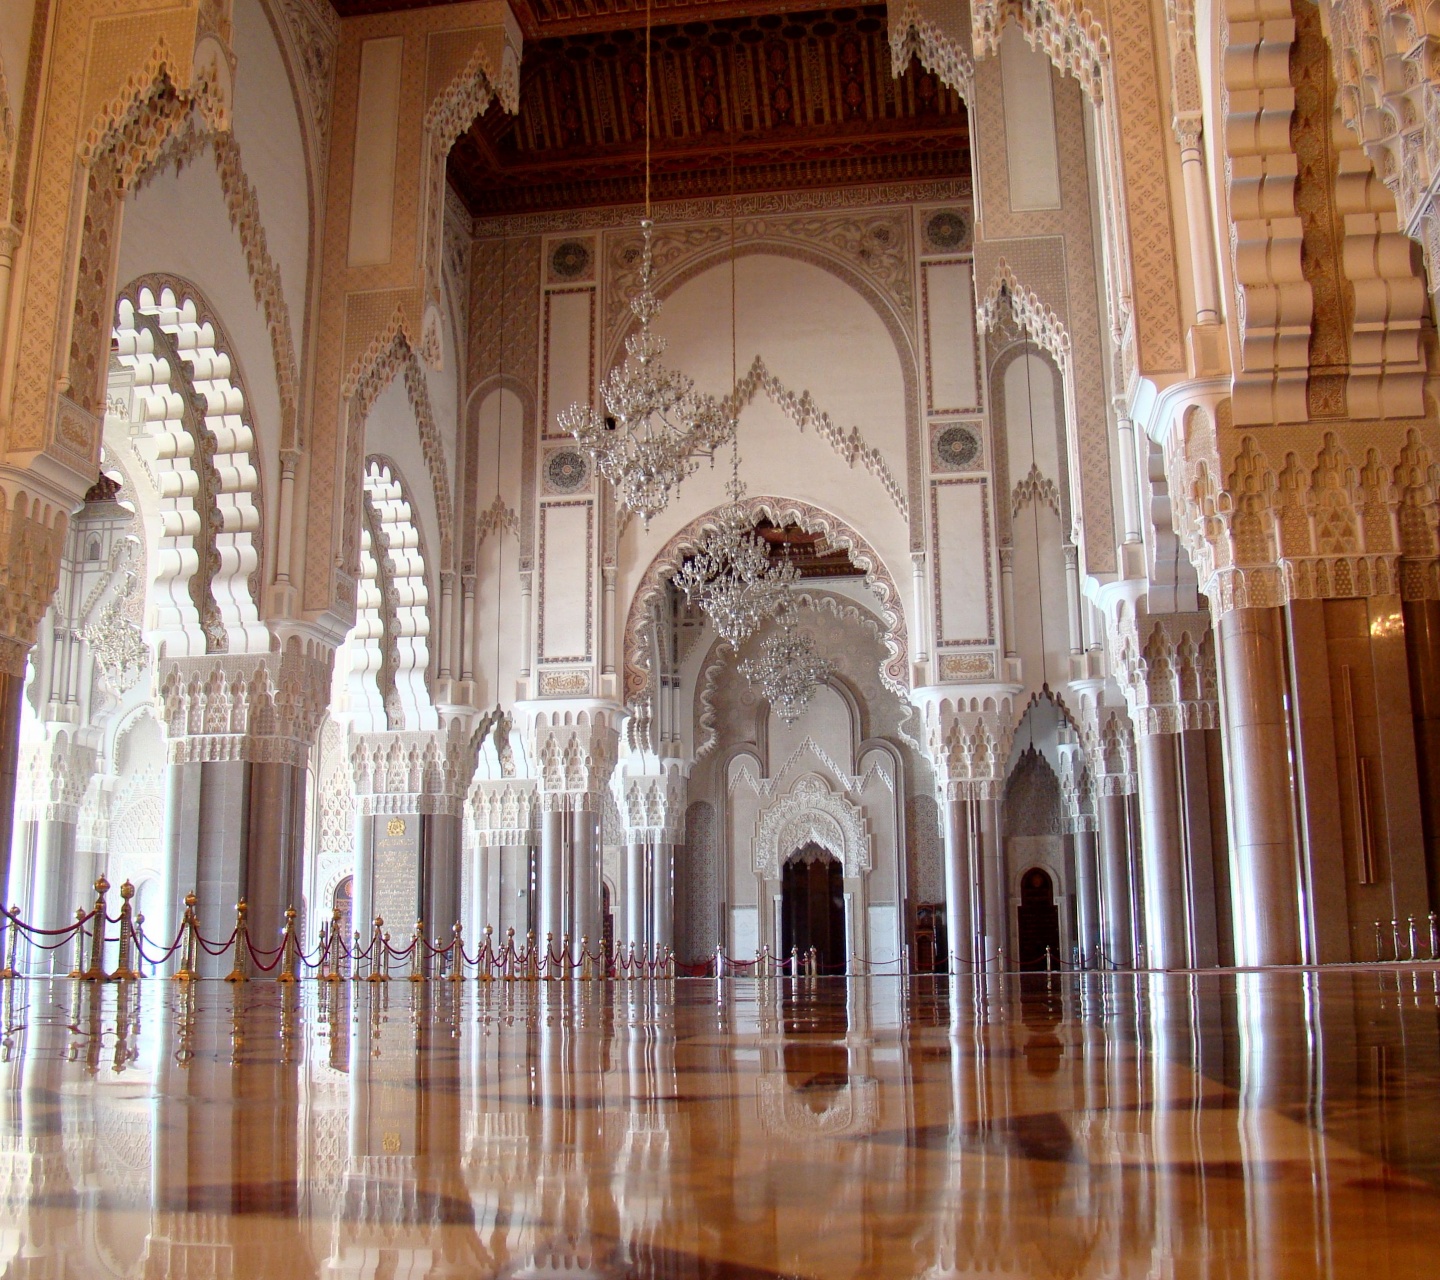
[
  {"xmin": 671, "ymin": 462, "xmax": 796, "ymax": 646},
  {"xmin": 558, "ymin": 224, "xmax": 734, "ymax": 528},
  {"xmin": 739, "ymin": 605, "xmax": 833, "ymax": 725},
  {"xmin": 555, "ymin": 0, "xmax": 734, "ymax": 529}
]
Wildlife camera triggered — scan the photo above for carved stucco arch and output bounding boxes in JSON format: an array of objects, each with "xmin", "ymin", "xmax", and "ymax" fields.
[
  {"xmin": 623, "ymin": 495, "xmax": 910, "ymax": 712},
  {"xmin": 112, "ymin": 274, "xmax": 267, "ymax": 658},
  {"xmin": 608, "ymin": 238, "xmax": 924, "ymax": 548},
  {"xmin": 341, "ymin": 325, "xmax": 456, "ymax": 581},
  {"xmin": 753, "ymin": 774, "xmax": 872, "ymax": 880}
]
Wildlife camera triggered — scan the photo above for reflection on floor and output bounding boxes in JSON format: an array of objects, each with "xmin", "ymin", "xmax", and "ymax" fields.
[{"xmin": 0, "ymin": 971, "xmax": 1437, "ymax": 1277}]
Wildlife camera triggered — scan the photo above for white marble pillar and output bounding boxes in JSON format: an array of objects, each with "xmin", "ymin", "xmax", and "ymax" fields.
[
  {"xmin": 941, "ymin": 794, "xmax": 975, "ymax": 972},
  {"xmin": 538, "ymin": 804, "xmax": 564, "ymax": 955},
  {"xmin": 979, "ymin": 794, "xmax": 1007, "ymax": 970},
  {"xmin": 624, "ymin": 839, "xmax": 646, "ymax": 950},
  {"xmin": 651, "ymin": 841, "xmax": 673, "ymax": 954},
  {"xmin": 1175, "ymin": 118, "xmax": 1221, "ymax": 324}
]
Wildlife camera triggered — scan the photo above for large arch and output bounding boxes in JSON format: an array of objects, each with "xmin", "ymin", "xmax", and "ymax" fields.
[
  {"xmin": 112, "ymin": 277, "xmax": 267, "ymax": 658},
  {"xmin": 605, "ymin": 238, "xmax": 924, "ymax": 547},
  {"xmin": 622, "ymin": 495, "xmax": 910, "ymax": 715}
]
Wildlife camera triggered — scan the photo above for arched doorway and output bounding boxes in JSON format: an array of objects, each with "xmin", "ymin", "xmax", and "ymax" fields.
[
  {"xmin": 1016, "ymin": 867, "xmax": 1060, "ymax": 971},
  {"xmin": 781, "ymin": 845, "xmax": 846, "ymax": 974}
]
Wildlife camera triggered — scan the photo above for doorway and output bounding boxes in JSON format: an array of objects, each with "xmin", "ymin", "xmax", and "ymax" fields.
[
  {"xmin": 1016, "ymin": 867, "xmax": 1060, "ymax": 971},
  {"xmin": 781, "ymin": 846, "xmax": 846, "ymax": 974}
]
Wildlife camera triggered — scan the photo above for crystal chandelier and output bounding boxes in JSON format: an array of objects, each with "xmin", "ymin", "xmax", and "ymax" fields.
[
  {"xmin": 558, "ymin": 223, "xmax": 734, "ymax": 528},
  {"xmin": 739, "ymin": 606, "xmax": 833, "ymax": 725},
  {"xmin": 671, "ymin": 463, "xmax": 796, "ymax": 645},
  {"xmin": 555, "ymin": 0, "xmax": 734, "ymax": 529}
]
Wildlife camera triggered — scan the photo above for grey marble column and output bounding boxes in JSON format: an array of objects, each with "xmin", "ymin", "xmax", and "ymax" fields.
[
  {"xmin": 624, "ymin": 838, "xmax": 646, "ymax": 950},
  {"xmin": 538, "ymin": 804, "xmax": 564, "ymax": 955},
  {"xmin": 1099, "ymin": 790, "xmax": 1134, "ymax": 968},
  {"xmin": 245, "ymin": 759, "xmax": 305, "ymax": 950},
  {"xmin": 161, "ymin": 760, "xmax": 202, "ymax": 970},
  {"xmin": 1137, "ymin": 730, "xmax": 1187, "ymax": 969},
  {"xmin": 197, "ymin": 760, "xmax": 250, "ymax": 976},
  {"xmin": 1218, "ymin": 606, "xmax": 1301, "ymax": 966},
  {"xmin": 422, "ymin": 811, "xmax": 462, "ymax": 942},
  {"xmin": 979, "ymin": 794, "xmax": 1007, "ymax": 970},
  {"xmin": 1073, "ymin": 826, "xmax": 1100, "ymax": 967}
]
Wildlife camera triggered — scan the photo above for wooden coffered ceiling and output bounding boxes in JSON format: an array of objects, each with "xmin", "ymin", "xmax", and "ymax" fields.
[{"xmin": 330, "ymin": 2, "xmax": 970, "ymax": 217}]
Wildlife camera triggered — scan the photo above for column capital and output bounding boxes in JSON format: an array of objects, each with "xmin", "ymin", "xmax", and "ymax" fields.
[
  {"xmin": 348, "ymin": 721, "xmax": 480, "ymax": 817},
  {"xmin": 1108, "ymin": 606, "xmax": 1219, "ymax": 736},
  {"xmin": 156, "ymin": 644, "xmax": 333, "ymax": 767},
  {"xmin": 620, "ymin": 767, "xmax": 688, "ymax": 844}
]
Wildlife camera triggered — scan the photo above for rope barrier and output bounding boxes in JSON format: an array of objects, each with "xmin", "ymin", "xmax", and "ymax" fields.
[{"xmin": 4, "ymin": 884, "xmax": 1437, "ymax": 982}]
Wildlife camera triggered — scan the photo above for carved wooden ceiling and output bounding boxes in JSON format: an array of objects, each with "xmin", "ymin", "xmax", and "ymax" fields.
[{"xmin": 419, "ymin": 5, "xmax": 967, "ymax": 216}]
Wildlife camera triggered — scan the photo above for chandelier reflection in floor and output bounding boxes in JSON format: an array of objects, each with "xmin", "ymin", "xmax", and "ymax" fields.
[{"xmin": 739, "ymin": 599, "xmax": 833, "ymax": 725}]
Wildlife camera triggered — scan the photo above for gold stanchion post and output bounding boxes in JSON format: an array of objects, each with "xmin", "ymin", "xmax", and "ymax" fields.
[
  {"xmin": 69, "ymin": 908, "xmax": 87, "ymax": 979},
  {"xmin": 410, "ymin": 919, "xmax": 427, "ymax": 982},
  {"xmin": 225, "ymin": 901, "xmax": 250, "ymax": 983},
  {"xmin": 111, "ymin": 881, "xmax": 138, "ymax": 981},
  {"xmin": 0, "ymin": 905, "xmax": 17, "ymax": 979},
  {"xmin": 174, "ymin": 893, "xmax": 199, "ymax": 981},
  {"xmin": 82, "ymin": 877, "xmax": 111, "ymax": 981},
  {"xmin": 450, "ymin": 922, "xmax": 465, "ymax": 983},
  {"xmin": 277, "ymin": 907, "xmax": 299, "ymax": 983},
  {"xmin": 367, "ymin": 917, "xmax": 386, "ymax": 982}
]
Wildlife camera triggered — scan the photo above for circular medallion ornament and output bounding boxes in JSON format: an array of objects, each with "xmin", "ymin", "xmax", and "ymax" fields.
[
  {"xmin": 924, "ymin": 209, "xmax": 970, "ymax": 253},
  {"xmin": 934, "ymin": 424, "xmax": 981, "ymax": 470},
  {"xmin": 550, "ymin": 240, "xmax": 592, "ymax": 280},
  {"xmin": 546, "ymin": 448, "xmax": 589, "ymax": 492}
]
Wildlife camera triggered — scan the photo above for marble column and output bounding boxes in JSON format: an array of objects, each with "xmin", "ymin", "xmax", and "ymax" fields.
[
  {"xmin": 0, "ymin": 669, "xmax": 23, "ymax": 937},
  {"xmin": 1218, "ymin": 607, "xmax": 1301, "ymax": 966},
  {"xmin": 161, "ymin": 760, "xmax": 202, "ymax": 968},
  {"xmin": 624, "ymin": 839, "xmax": 646, "ymax": 950},
  {"xmin": 1404, "ymin": 599, "xmax": 1440, "ymax": 911},
  {"xmin": 538, "ymin": 804, "xmax": 564, "ymax": 956},
  {"xmin": 942, "ymin": 794, "xmax": 975, "ymax": 972},
  {"xmin": 352, "ymin": 810, "xmax": 376, "ymax": 949},
  {"xmin": 1136, "ymin": 730, "xmax": 1187, "ymax": 969},
  {"xmin": 246, "ymin": 760, "xmax": 306, "ymax": 949},
  {"xmin": 1073, "ymin": 824, "xmax": 1100, "ymax": 967},
  {"xmin": 197, "ymin": 760, "xmax": 250, "ymax": 976},
  {"xmin": 1099, "ymin": 790, "xmax": 1134, "ymax": 967},
  {"xmin": 651, "ymin": 840, "xmax": 674, "ymax": 955},
  {"xmin": 572, "ymin": 801, "xmax": 601, "ymax": 956},
  {"xmin": 422, "ymin": 812, "xmax": 462, "ymax": 941},
  {"xmin": 28, "ymin": 817, "xmax": 77, "ymax": 973},
  {"xmin": 979, "ymin": 794, "xmax": 1007, "ymax": 970},
  {"xmin": 1178, "ymin": 727, "xmax": 1222, "ymax": 968}
]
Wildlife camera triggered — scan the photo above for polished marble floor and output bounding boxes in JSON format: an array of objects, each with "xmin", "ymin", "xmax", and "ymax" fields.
[{"xmin": 0, "ymin": 971, "xmax": 1436, "ymax": 1276}]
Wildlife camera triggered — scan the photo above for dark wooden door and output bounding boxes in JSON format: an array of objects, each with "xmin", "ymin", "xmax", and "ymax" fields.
[
  {"xmin": 781, "ymin": 850, "xmax": 846, "ymax": 973},
  {"xmin": 1016, "ymin": 867, "xmax": 1060, "ymax": 971}
]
